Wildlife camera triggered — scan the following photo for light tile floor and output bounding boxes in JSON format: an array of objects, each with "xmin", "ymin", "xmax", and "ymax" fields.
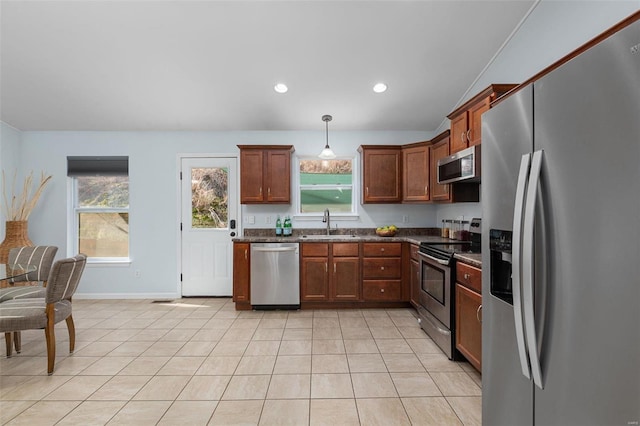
[{"xmin": 0, "ymin": 298, "xmax": 482, "ymax": 425}]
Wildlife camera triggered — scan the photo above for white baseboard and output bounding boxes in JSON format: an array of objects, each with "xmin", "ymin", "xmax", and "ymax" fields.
[{"xmin": 73, "ymin": 292, "xmax": 181, "ymax": 300}]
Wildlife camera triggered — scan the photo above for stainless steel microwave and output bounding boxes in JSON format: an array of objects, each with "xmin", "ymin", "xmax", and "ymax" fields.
[{"xmin": 437, "ymin": 145, "xmax": 481, "ymax": 184}]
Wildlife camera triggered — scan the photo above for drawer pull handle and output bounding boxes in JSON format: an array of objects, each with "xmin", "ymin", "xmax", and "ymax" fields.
[
  {"xmin": 464, "ymin": 273, "xmax": 471, "ymax": 280},
  {"xmin": 381, "ymin": 248, "xmax": 385, "ymax": 252},
  {"xmin": 380, "ymin": 266, "xmax": 385, "ymax": 271},
  {"xmin": 477, "ymin": 305, "xmax": 483, "ymax": 323},
  {"xmin": 381, "ymin": 288, "xmax": 385, "ymax": 293}
]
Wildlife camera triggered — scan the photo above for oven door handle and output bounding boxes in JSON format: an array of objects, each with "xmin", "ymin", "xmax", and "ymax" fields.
[{"xmin": 417, "ymin": 251, "xmax": 450, "ymax": 266}]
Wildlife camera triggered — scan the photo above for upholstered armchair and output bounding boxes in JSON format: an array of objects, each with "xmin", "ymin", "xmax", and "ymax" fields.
[
  {"xmin": 0, "ymin": 246, "xmax": 58, "ymax": 353},
  {"xmin": 0, "ymin": 254, "xmax": 87, "ymax": 375}
]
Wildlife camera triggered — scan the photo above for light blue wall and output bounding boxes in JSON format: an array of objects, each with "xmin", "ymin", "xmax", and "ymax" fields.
[
  {"xmin": 0, "ymin": 122, "xmax": 23, "ymax": 238},
  {"xmin": 17, "ymin": 130, "xmax": 434, "ymax": 298}
]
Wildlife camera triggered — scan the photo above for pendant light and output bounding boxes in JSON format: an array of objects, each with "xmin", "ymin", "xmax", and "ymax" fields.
[{"xmin": 318, "ymin": 114, "xmax": 337, "ymax": 159}]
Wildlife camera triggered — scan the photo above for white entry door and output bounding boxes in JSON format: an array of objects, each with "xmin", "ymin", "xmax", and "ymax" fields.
[{"xmin": 180, "ymin": 157, "xmax": 238, "ymax": 296}]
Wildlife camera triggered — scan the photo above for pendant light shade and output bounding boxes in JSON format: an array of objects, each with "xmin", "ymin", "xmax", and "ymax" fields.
[{"xmin": 318, "ymin": 114, "xmax": 337, "ymax": 159}]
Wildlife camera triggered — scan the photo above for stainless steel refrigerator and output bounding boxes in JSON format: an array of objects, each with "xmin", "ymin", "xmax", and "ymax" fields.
[{"xmin": 481, "ymin": 19, "xmax": 640, "ymax": 426}]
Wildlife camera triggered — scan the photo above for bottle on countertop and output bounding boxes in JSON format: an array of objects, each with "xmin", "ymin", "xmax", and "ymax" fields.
[
  {"xmin": 442, "ymin": 220, "xmax": 450, "ymax": 238},
  {"xmin": 275, "ymin": 215, "xmax": 282, "ymax": 236},
  {"xmin": 283, "ymin": 216, "xmax": 292, "ymax": 236}
]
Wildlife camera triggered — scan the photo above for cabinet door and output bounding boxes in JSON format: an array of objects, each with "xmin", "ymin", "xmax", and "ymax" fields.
[
  {"xmin": 456, "ymin": 283, "xmax": 482, "ymax": 371},
  {"xmin": 301, "ymin": 257, "xmax": 329, "ymax": 301},
  {"xmin": 362, "ymin": 148, "xmax": 402, "ymax": 203},
  {"xmin": 331, "ymin": 258, "xmax": 360, "ymax": 300},
  {"xmin": 468, "ymin": 97, "xmax": 490, "ymax": 147},
  {"xmin": 402, "ymin": 145, "xmax": 430, "ymax": 202},
  {"xmin": 232, "ymin": 243, "xmax": 250, "ymax": 302},
  {"xmin": 430, "ymin": 137, "xmax": 451, "ymax": 201},
  {"xmin": 240, "ymin": 150, "xmax": 264, "ymax": 203},
  {"xmin": 450, "ymin": 112, "xmax": 469, "ymax": 154},
  {"xmin": 265, "ymin": 150, "xmax": 291, "ymax": 203}
]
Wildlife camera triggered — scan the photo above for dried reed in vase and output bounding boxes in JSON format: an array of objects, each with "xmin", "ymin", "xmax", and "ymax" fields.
[{"xmin": 1, "ymin": 170, "xmax": 52, "ymax": 221}]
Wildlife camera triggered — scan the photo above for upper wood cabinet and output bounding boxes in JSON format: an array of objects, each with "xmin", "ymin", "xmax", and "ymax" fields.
[
  {"xmin": 238, "ymin": 145, "xmax": 293, "ymax": 204},
  {"xmin": 402, "ymin": 142, "xmax": 430, "ymax": 203},
  {"xmin": 429, "ymin": 131, "xmax": 451, "ymax": 202},
  {"xmin": 359, "ymin": 145, "xmax": 402, "ymax": 203},
  {"xmin": 447, "ymin": 84, "xmax": 517, "ymax": 154}
]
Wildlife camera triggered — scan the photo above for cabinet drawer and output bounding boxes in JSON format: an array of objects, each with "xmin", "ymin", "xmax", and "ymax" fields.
[
  {"xmin": 409, "ymin": 244, "xmax": 419, "ymax": 261},
  {"xmin": 362, "ymin": 258, "xmax": 401, "ymax": 279},
  {"xmin": 363, "ymin": 242, "xmax": 402, "ymax": 257},
  {"xmin": 363, "ymin": 280, "xmax": 402, "ymax": 300},
  {"xmin": 302, "ymin": 243, "xmax": 329, "ymax": 257},
  {"xmin": 332, "ymin": 243, "xmax": 359, "ymax": 257},
  {"xmin": 456, "ymin": 262, "xmax": 481, "ymax": 293}
]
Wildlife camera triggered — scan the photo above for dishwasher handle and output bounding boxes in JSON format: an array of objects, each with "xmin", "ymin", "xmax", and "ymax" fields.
[{"xmin": 252, "ymin": 247, "xmax": 298, "ymax": 253}]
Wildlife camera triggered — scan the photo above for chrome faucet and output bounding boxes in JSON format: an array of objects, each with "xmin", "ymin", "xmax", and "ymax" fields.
[{"xmin": 322, "ymin": 208, "xmax": 331, "ymax": 235}]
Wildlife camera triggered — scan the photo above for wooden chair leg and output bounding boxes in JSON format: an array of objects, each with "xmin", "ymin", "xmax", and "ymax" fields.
[
  {"xmin": 45, "ymin": 307, "xmax": 56, "ymax": 375},
  {"xmin": 4, "ymin": 332, "xmax": 12, "ymax": 358},
  {"xmin": 65, "ymin": 315, "xmax": 76, "ymax": 353},
  {"xmin": 13, "ymin": 331, "xmax": 22, "ymax": 353}
]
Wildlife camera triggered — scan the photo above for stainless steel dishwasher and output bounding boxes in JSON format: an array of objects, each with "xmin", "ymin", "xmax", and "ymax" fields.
[{"xmin": 250, "ymin": 242, "xmax": 300, "ymax": 309}]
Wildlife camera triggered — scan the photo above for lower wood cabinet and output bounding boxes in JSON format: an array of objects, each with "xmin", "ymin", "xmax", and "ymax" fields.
[
  {"xmin": 362, "ymin": 280, "xmax": 401, "ymax": 301},
  {"xmin": 301, "ymin": 243, "xmax": 360, "ymax": 302},
  {"xmin": 455, "ymin": 262, "xmax": 482, "ymax": 371},
  {"xmin": 235, "ymin": 240, "xmax": 410, "ymax": 309},
  {"xmin": 232, "ymin": 242, "xmax": 250, "ymax": 305},
  {"xmin": 362, "ymin": 242, "xmax": 402, "ymax": 302}
]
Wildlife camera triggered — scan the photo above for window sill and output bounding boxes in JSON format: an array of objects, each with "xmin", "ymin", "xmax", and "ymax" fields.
[
  {"xmin": 293, "ymin": 214, "xmax": 360, "ymax": 221},
  {"xmin": 86, "ymin": 259, "xmax": 132, "ymax": 267}
]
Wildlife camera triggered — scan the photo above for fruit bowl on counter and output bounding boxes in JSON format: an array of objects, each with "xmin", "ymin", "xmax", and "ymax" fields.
[{"xmin": 375, "ymin": 225, "xmax": 397, "ymax": 237}]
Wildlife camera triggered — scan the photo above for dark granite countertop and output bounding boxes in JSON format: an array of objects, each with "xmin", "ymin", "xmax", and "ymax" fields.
[
  {"xmin": 454, "ymin": 253, "xmax": 482, "ymax": 268},
  {"xmin": 233, "ymin": 228, "xmax": 482, "ymax": 266}
]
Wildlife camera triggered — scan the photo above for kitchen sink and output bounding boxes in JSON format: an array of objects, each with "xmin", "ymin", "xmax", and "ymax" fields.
[{"xmin": 300, "ymin": 234, "xmax": 359, "ymax": 240}]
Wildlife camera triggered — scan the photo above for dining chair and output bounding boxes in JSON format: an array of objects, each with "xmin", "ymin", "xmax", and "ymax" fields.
[
  {"xmin": 0, "ymin": 246, "xmax": 58, "ymax": 354},
  {"xmin": 6, "ymin": 246, "xmax": 58, "ymax": 287},
  {"xmin": 0, "ymin": 254, "xmax": 86, "ymax": 375}
]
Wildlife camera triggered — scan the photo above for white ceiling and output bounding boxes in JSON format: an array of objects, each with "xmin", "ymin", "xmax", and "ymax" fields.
[{"xmin": 0, "ymin": 0, "xmax": 536, "ymax": 132}]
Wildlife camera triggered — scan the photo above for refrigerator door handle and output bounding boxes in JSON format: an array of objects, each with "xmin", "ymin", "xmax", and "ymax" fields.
[
  {"xmin": 512, "ymin": 153, "xmax": 532, "ymax": 379},
  {"xmin": 523, "ymin": 149, "xmax": 544, "ymax": 389}
]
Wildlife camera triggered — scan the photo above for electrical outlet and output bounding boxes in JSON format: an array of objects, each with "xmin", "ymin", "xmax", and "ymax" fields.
[
  {"xmin": 134, "ymin": 270, "xmax": 141, "ymax": 278},
  {"xmin": 402, "ymin": 215, "xmax": 409, "ymax": 223},
  {"xmin": 248, "ymin": 215, "xmax": 255, "ymax": 224},
  {"xmin": 265, "ymin": 216, "xmax": 271, "ymax": 224}
]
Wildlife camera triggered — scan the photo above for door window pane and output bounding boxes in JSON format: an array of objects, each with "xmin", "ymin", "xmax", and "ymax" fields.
[{"xmin": 191, "ymin": 167, "xmax": 228, "ymax": 228}]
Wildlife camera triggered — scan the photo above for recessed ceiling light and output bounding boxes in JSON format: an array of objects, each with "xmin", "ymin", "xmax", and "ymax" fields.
[
  {"xmin": 274, "ymin": 83, "xmax": 288, "ymax": 94},
  {"xmin": 373, "ymin": 83, "xmax": 387, "ymax": 93}
]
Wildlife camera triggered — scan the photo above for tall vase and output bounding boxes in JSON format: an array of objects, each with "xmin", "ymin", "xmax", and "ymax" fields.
[{"xmin": 0, "ymin": 220, "xmax": 34, "ymax": 264}]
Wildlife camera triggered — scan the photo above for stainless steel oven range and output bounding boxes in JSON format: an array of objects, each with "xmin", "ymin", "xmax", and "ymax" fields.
[{"xmin": 415, "ymin": 218, "xmax": 481, "ymax": 359}]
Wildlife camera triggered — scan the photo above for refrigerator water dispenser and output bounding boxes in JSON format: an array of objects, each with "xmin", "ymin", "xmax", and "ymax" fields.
[{"xmin": 489, "ymin": 229, "xmax": 513, "ymax": 304}]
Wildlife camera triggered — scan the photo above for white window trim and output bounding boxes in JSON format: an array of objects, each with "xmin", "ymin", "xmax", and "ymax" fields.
[
  {"xmin": 293, "ymin": 155, "xmax": 360, "ymax": 220},
  {"xmin": 67, "ymin": 177, "xmax": 132, "ymax": 264}
]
